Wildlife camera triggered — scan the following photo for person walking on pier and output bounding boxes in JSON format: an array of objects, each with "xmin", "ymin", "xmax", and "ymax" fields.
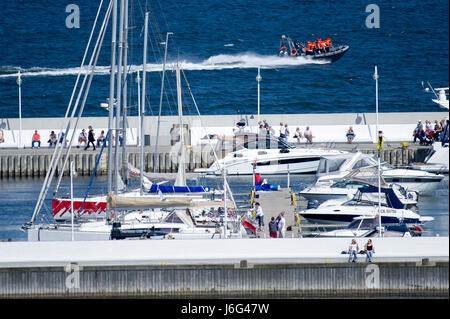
[
  {"xmin": 85, "ymin": 126, "xmax": 96, "ymax": 151},
  {"xmin": 254, "ymin": 202, "xmax": 264, "ymax": 231},
  {"xmin": 31, "ymin": 130, "xmax": 41, "ymax": 148},
  {"xmin": 364, "ymin": 239, "xmax": 375, "ymax": 262},
  {"xmin": 348, "ymin": 239, "xmax": 359, "ymax": 263}
]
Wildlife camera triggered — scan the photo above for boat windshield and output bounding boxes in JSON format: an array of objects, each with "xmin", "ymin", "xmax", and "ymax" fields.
[
  {"xmin": 331, "ymin": 180, "xmax": 369, "ymax": 189},
  {"xmin": 241, "ymin": 136, "xmax": 295, "ymax": 150},
  {"xmin": 342, "ymin": 192, "xmax": 389, "ymax": 207},
  {"xmin": 347, "ymin": 218, "xmax": 377, "ymax": 229}
]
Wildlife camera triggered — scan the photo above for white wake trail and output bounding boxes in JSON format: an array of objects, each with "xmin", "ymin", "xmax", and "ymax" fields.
[{"xmin": 0, "ymin": 52, "xmax": 327, "ymax": 78}]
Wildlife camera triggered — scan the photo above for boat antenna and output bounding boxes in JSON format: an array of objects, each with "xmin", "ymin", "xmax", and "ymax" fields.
[{"xmin": 374, "ymin": 65, "xmax": 382, "ymax": 237}]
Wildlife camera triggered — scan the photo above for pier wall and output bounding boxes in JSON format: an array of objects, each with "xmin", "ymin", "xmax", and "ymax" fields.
[
  {"xmin": 0, "ymin": 261, "xmax": 447, "ymax": 298},
  {"xmin": 0, "ymin": 146, "xmax": 430, "ymax": 178}
]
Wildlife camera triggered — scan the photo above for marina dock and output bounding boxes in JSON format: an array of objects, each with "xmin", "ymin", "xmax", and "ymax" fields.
[{"xmin": 0, "ymin": 238, "xmax": 448, "ymax": 298}]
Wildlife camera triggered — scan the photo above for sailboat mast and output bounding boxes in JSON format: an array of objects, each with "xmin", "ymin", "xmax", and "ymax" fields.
[
  {"xmin": 174, "ymin": 62, "xmax": 186, "ymax": 187},
  {"xmin": 121, "ymin": 0, "xmax": 129, "ymax": 185},
  {"xmin": 154, "ymin": 32, "xmax": 172, "ymax": 172},
  {"xmin": 107, "ymin": 0, "xmax": 118, "ymax": 193},
  {"xmin": 114, "ymin": 0, "xmax": 125, "ymax": 194},
  {"xmin": 140, "ymin": 12, "xmax": 149, "ymax": 194},
  {"xmin": 374, "ymin": 65, "xmax": 382, "ymax": 237}
]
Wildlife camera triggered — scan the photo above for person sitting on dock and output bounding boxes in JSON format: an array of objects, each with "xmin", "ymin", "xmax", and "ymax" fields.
[
  {"xmin": 346, "ymin": 126, "xmax": 355, "ymax": 143},
  {"xmin": 31, "ymin": 130, "xmax": 41, "ymax": 148},
  {"xmin": 413, "ymin": 121, "xmax": 424, "ymax": 144},
  {"xmin": 304, "ymin": 126, "xmax": 313, "ymax": 144},
  {"xmin": 348, "ymin": 239, "xmax": 359, "ymax": 263},
  {"xmin": 293, "ymin": 127, "xmax": 302, "ymax": 143},
  {"xmin": 47, "ymin": 131, "xmax": 57, "ymax": 147},
  {"xmin": 364, "ymin": 239, "xmax": 375, "ymax": 262},
  {"xmin": 433, "ymin": 120, "xmax": 443, "ymax": 141},
  {"xmin": 77, "ymin": 129, "xmax": 88, "ymax": 148},
  {"xmin": 97, "ymin": 130, "xmax": 106, "ymax": 147},
  {"xmin": 58, "ymin": 132, "xmax": 68, "ymax": 147}
]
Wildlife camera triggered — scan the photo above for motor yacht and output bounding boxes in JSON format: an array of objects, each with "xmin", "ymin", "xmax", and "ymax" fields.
[
  {"xmin": 298, "ymin": 185, "xmax": 434, "ymax": 225},
  {"xmin": 315, "ymin": 152, "xmax": 445, "ymax": 195},
  {"xmin": 197, "ymin": 134, "xmax": 347, "ymax": 175}
]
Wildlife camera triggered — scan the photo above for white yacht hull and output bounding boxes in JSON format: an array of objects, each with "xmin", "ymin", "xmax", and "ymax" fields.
[{"xmin": 203, "ymin": 148, "xmax": 347, "ymax": 175}]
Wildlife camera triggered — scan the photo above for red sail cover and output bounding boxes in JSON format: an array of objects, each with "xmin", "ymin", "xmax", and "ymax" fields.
[{"xmin": 52, "ymin": 198, "xmax": 107, "ymax": 220}]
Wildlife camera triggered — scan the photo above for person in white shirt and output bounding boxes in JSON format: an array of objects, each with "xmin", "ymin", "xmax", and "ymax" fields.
[
  {"xmin": 277, "ymin": 212, "xmax": 286, "ymax": 238},
  {"xmin": 348, "ymin": 239, "xmax": 359, "ymax": 262},
  {"xmin": 279, "ymin": 122, "xmax": 286, "ymax": 139},
  {"xmin": 304, "ymin": 126, "xmax": 313, "ymax": 144},
  {"xmin": 254, "ymin": 202, "xmax": 264, "ymax": 231}
]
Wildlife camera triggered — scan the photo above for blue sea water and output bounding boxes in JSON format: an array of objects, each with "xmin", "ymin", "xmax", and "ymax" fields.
[
  {"xmin": 0, "ymin": 175, "xmax": 448, "ymax": 241},
  {"xmin": 0, "ymin": 0, "xmax": 448, "ymax": 118}
]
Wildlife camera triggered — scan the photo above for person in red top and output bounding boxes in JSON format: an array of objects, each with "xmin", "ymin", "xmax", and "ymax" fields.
[{"xmin": 31, "ymin": 130, "xmax": 41, "ymax": 148}]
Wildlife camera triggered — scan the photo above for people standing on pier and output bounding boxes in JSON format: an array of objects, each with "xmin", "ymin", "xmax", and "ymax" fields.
[
  {"xmin": 284, "ymin": 123, "xmax": 290, "ymax": 142},
  {"xmin": 277, "ymin": 212, "xmax": 286, "ymax": 238},
  {"xmin": 254, "ymin": 202, "xmax": 264, "ymax": 231},
  {"xmin": 47, "ymin": 131, "xmax": 57, "ymax": 147},
  {"xmin": 279, "ymin": 122, "xmax": 285, "ymax": 140},
  {"xmin": 348, "ymin": 239, "xmax": 359, "ymax": 263},
  {"xmin": 77, "ymin": 129, "xmax": 88, "ymax": 148},
  {"xmin": 85, "ymin": 126, "xmax": 96, "ymax": 151},
  {"xmin": 346, "ymin": 126, "xmax": 355, "ymax": 143},
  {"xmin": 364, "ymin": 239, "xmax": 375, "ymax": 262},
  {"xmin": 269, "ymin": 217, "xmax": 278, "ymax": 238},
  {"xmin": 304, "ymin": 126, "xmax": 313, "ymax": 144},
  {"xmin": 31, "ymin": 130, "xmax": 41, "ymax": 148}
]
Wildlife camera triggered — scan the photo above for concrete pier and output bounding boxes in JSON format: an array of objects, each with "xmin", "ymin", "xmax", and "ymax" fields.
[{"xmin": 0, "ymin": 238, "xmax": 448, "ymax": 298}]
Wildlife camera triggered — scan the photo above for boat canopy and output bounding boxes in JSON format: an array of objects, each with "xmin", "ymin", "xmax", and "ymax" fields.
[
  {"xmin": 356, "ymin": 185, "xmax": 405, "ymax": 209},
  {"xmin": 148, "ymin": 184, "xmax": 210, "ymax": 193}
]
